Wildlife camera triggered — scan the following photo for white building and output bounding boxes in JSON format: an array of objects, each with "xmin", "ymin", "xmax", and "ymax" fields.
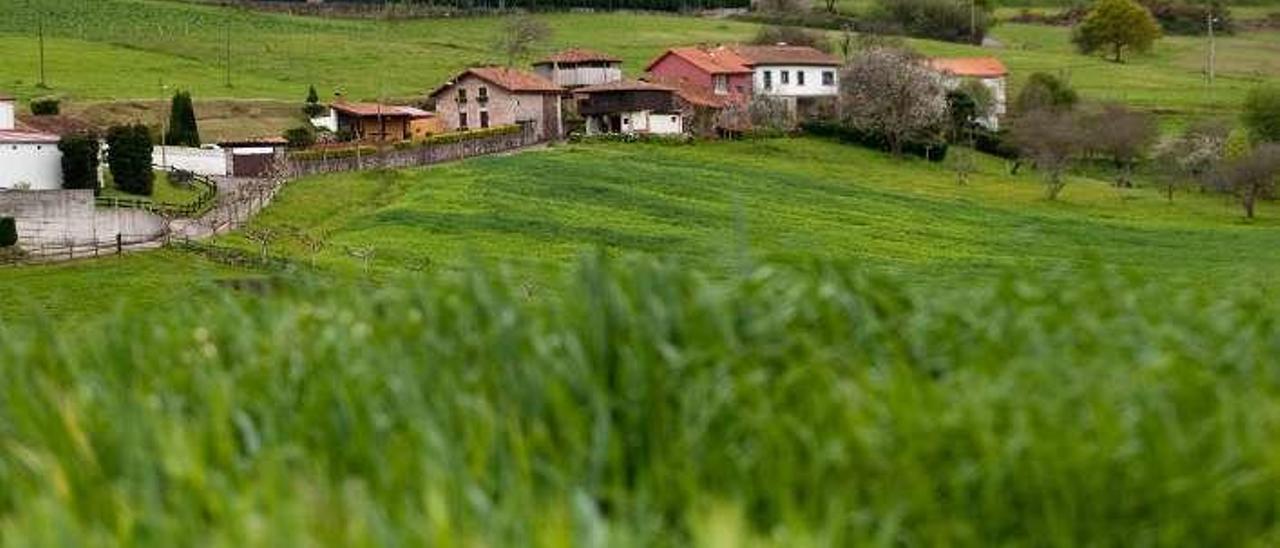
[
  {"xmin": 729, "ymin": 45, "xmax": 842, "ymax": 100},
  {"xmin": 929, "ymin": 57, "xmax": 1010, "ymax": 130},
  {"xmin": 0, "ymin": 95, "xmax": 63, "ymax": 190}
]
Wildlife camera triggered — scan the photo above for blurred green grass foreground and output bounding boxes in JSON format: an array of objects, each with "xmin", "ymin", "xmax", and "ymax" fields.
[{"xmin": 3, "ymin": 255, "xmax": 1280, "ymax": 546}]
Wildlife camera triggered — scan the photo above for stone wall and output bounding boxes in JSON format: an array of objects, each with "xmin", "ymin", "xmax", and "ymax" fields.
[
  {"xmin": 287, "ymin": 124, "xmax": 539, "ymax": 178},
  {"xmin": 0, "ymin": 189, "xmax": 165, "ymax": 254}
]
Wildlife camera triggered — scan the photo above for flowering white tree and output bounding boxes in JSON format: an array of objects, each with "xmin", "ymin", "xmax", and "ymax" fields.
[{"xmin": 839, "ymin": 48, "xmax": 947, "ymax": 156}]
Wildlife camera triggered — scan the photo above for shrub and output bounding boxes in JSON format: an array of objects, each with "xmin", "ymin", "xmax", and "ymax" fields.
[
  {"xmin": 283, "ymin": 126, "xmax": 318, "ymax": 149},
  {"xmin": 1140, "ymin": 0, "xmax": 1233, "ymax": 35},
  {"xmin": 751, "ymin": 25, "xmax": 833, "ymax": 52},
  {"xmin": 164, "ymin": 91, "xmax": 201, "ymax": 147},
  {"xmin": 803, "ymin": 121, "xmax": 948, "ymax": 162},
  {"xmin": 871, "ymin": 0, "xmax": 991, "ymax": 44},
  {"xmin": 58, "ymin": 133, "xmax": 101, "ymax": 191},
  {"xmin": 303, "ymin": 85, "xmax": 326, "ymax": 118},
  {"xmin": 1015, "ymin": 72, "xmax": 1080, "ymax": 114},
  {"xmin": 106, "ymin": 124, "xmax": 155, "ymax": 196},
  {"xmin": 1243, "ymin": 85, "xmax": 1280, "ymax": 145},
  {"xmin": 29, "ymin": 97, "xmax": 59, "ymax": 116},
  {"xmin": 0, "ymin": 217, "xmax": 16, "ymax": 247}
]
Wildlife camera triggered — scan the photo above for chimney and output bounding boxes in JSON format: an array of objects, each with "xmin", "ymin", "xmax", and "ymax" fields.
[{"xmin": 0, "ymin": 94, "xmax": 14, "ymax": 131}]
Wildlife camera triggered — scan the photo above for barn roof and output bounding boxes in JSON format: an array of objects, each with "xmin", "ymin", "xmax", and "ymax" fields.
[
  {"xmin": 535, "ymin": 48, "xmax": 622, "ymax": 65},
  {"xmin": 331, "ymin": 102, "xmax": 433, "ymax": 118},
  {"xmin": 929, "ymin": 57, "xmax": 1009, "ymax": 78}
]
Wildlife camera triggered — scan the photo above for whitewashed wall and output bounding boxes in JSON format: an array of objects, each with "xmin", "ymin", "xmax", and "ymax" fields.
[
  {"xmin": 0, "ymin": 143, "xmax": 63, "ymax": 190},
  {"xmin": 153, "ymin": 146, "xmax": 228, "ymax": 176},
  {"xmin": 647, "ymin": 112, "xmax": 683, "ymax": 135},
  {"xmin": 754, "ymin": 65, "xmax": 839, "ymax": 98},
  {"xmin": 0, "ymin": 101, "xmax": 15, "ymax": 130}
]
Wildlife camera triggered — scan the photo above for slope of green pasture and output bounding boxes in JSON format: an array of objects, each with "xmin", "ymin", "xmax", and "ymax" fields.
[
  {"xmin": 914, "ymin": 23, "xmax": 1280, "ymax": 115},
  {"xmin": 0, "ymin": 250, "xmax": 254, "ymax": 324},
  {"xmin": 223, "ymin": 138, "xmax": 1280, "ymax": 283},
  {"xmin": 0, "ymin": 0, "xmax": 756, "ymax": 101}
]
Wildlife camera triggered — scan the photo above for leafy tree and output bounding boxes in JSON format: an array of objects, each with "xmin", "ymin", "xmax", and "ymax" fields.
[
  {"xmin": 303, "ymin": 85, "xmax": 326, "ymax": 118},
  {"xmin": 164, "ymin": 91, "xmax": 201, "ymax": 147},
  {"xmin": 1242, "ymin": 85, "xmax": 1280, "ymax": 145},
  {"xmin": 946, "ymin": 89, "xmax": 977, "ymax": 143},
  {"xmin": 873, "ymin": 0, "xmax": 993, "ymax": 44},
  {"xmin": 1072, "ymin": 0, "xmax": 1162, "ymax": 63},
  {"xmin": 58, "ymin": 133, "xmax": 101, "ymax": 191},
  {"xmin": 839, "ymin": 48, "xmax": 947, "ymax": 156},
  {"xmin": 0, "ymin": 218, "xmax": 16, "ymax": 248},
  {"xmin": 1014, "ymin": 72, "xmax": 1079, "ymax": 114},
  {"xmin": 1217, "ymin": 143, "xmax": 1280, "ymax": 219},
  {"xmin": 495, "ymin": 15, "xmax": 552, "ymax": 67},
  {"xmin": 1009, "ymin": 109, "xmax": 1084, "ymax": 200},
  {"xmin": 1080, "ymin": 103, "xmax": 1157, "ymax": 186},
  {"xmin": 106, "ymin": 124, "xmax": 155, "ymax": 196},
  {"xmin": 283, "ymin": 126, "xmax": 317, "ymax": 149},
  {"xmin": 1151, "ymin": 118, "xmax": 1229, "ymax": 200}
]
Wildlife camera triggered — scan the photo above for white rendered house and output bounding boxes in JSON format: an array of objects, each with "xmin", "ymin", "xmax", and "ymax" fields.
[
  {"xmin": 0, "ymin": 95, "xmax": 62, "ymax": 190},
  {"xmin": 929, "ymin": 57, "xmax": 1010, "ymax": 130}
]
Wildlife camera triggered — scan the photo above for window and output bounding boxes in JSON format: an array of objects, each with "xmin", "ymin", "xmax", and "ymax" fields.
[
  {"xmin": 780, "ymin": 71, "xmax": 790, "ymax": 85},
  {"xmin": 480, "ymin": 111, "xmax": 490, "ymax": 129},
  {"xmin": 822, "ymin": 71, "xmax": 835, "ymax": 86},
  {"xmin": 713, "ymin": 75, "xmax": 728, "ymax": 95},
  {"xmin": 478, "ymin": 86, "xmax": 489, "ymax": 103},
  {"xmin": 457, "ymin": 88, "xmax": 468, "ymax": 103},
  {"xmin": 763, "ymin": 71, "xmax": 773, "ymax": 90},
  {"xmin": 459, "ymin": 112, "xmax": 469, "ymax": 130},
  {"xmin": 797, "ymin": 71, "xmax": 806, "ymax": 86}
]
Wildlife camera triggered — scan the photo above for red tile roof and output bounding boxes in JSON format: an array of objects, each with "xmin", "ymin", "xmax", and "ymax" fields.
[
  {"xmin": 646, "ymin": 47, "xmax": 754, "ymax": 75},
  {"xmin": 576, "ymin": 79, "xmax": 676, "ymax": 94},
  {"xmin": 218, "ymin": 136, "xmax": 290, "ymax": 147},
  {"xmin": 430, "ymin": 67, "xmax": 563, "ymax": 97},
  {"xmin": 644, "ymin": 76, "xmax": 740, "ymax": 109},
  {"xmin": 0, "ymin": 130, "xmax": 60, "ymax": 144},
  {"xmin": 331, "ymin": 102, "xmax": 433, "ymax": 118},
  {"xmin": 929, "ymin": 57, "xmax": 1009, "ymax": 78},
  {"xmin": 728, "ymin": 45, "xmax": 841, "ymax": 66},
  {"xmin": 0, "ymin": 93, "xmax": 14, "ymax": 101},
  {"xmin": 536, "ymin": 48, "xmax": 622, "ymax": 65}
]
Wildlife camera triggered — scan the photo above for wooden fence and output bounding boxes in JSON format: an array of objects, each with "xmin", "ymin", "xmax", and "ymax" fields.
[
  {"xmin": 94, "ymin": 175, "xmax": 219, "ymax": 218},
  {"xmin": 286, "ymin": 124, "xmax": 540, "ymax": 177}
]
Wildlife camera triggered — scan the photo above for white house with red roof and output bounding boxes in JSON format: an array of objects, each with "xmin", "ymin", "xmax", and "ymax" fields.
[
  {"xmin": 0, "ymin": 94, "xmax": 63, "ymax": 190},
  {"xmin": 533, "ymin": 48, "xmax": 623, "ymax": 89},
  {"xmin": 929, "ymin": 57, "xmax": 1010, "ymax": 129},
  {"xmin": 646, "ymin": 44, "xmax": 840, "ymax": 101}
]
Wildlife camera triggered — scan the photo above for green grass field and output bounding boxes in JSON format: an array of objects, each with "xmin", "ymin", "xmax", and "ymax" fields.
[
  {"xmin": 5, "ymin": 254, "xmax": 1280, "ymax": 545},
  {"xmin": 216, "ymin": 138, "xmax": 1280, "ymax": 283},
  {"xmin": 0, "ymin": 0, "xmax": 1277, "ymax": 120}
]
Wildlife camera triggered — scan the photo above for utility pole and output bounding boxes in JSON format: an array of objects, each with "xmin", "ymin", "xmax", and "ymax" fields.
[
  {"xmin": 160, "ymin": 81, "xmax": 171, "ymax": 169},
  {"xmin": 970, "ymin": 0, "xmax": 977, "ymax": 45},
  {"xmin": 224, "ymin": 18, "xmax": 232, "ymax": 88},
  {"xmin": 1206, "ymin": 12, "xmax": 1217, "ymax": 86},
  {"xmin": 37, "ymin": 7, "xmax": 46, "ymax": 88}
]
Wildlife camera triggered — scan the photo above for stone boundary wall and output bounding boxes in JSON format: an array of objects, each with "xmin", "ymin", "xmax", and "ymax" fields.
[{"xmin": 287, "ymin": 125, "xmax": 540, "ymax": 177}]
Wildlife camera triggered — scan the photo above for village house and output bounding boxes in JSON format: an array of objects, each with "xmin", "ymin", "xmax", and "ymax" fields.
[
  {"xmin": 575, "ymin": 80, "xmax": 685, "ymax": 136},
  {"xmin": 646, "ymin": 44, "xmax": 840, "ymax": 102},
  {"xmin": 430, "ymin": 67, "xmax": 565, "ymax": 141},
  {"xmin": 929, "ymin": 57, "xmax": 1009, "ymax": 129},
  {"xmin": 0, "ymin": 94, "xmax": 63, "ymax": 190},
  {"xmin": 533, "ymin": 48, "xmax": 623, "ymax": 89},
  {"xmin": 314, "ymin": 101, "xmax": 437, "ymax": 143}
]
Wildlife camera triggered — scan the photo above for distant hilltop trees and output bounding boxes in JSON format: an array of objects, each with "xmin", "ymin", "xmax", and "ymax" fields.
[{"xmin": 223, "ymin": 0, "xmax": 751, "ymax": 12}]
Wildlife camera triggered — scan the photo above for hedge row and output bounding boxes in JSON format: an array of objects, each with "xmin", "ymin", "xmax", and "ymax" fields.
[
  {"xmin": 801, "ymin": 121, "xmax": 948, "ymax": 162},
  {"xmin": 392, "ymin": 125, "xmax": 523, "ymax": 150}
]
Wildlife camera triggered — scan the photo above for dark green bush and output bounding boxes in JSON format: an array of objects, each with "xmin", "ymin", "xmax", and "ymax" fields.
[
  {"xmin": 29, "ymin": 97, "xmax": 59, "ymax": 116},
  {"xmin": 106, "ymin": 124, "xmax": 155, "ymax": 196},
  {"xmin": 803, "ymin": 121, "xmax": 949, "ymax": 162},
  {"xmin": 0, "ymin": 217, "xmax": 16, "ymax": 247},
  {"xmin": 871, "ymin": 0, "xmax": 991, "ymax": 44},
  {"xmin": 57, "ymin": 133, "xmax": 100, "ymax": 190},
  {"xmin": 283, "ymin": 126, "xmax": 317, "ymax": 149},
  {"xmin": 164, "ymin": 91, "xmax": 201, "ymax": 147}
]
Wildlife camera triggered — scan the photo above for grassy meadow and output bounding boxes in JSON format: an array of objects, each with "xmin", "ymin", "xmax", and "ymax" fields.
[
  {"xmin": 220, "ymin": 138, "xmax": 1280, "ymax": 282},
  {"xmin": 6, "ymin": 255, "xmax": 1280, "ymax": 545}
]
